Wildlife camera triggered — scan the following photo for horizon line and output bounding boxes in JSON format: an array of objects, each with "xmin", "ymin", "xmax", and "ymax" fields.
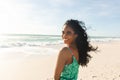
[{"xmin": 1, "ymin": 33, "xmax": 120, "ymax": 38}]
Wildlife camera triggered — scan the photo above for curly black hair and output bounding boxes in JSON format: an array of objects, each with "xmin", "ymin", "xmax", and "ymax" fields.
[{"xmin": 64, "ymin": 19, "xmax": 98, "ymax": 66}]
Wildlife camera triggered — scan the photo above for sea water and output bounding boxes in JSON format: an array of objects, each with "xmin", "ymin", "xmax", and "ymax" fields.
[
  {"xmin": 0, "ymin": 34, "xmax": 63, "ymax": 60},
  {"xmin": 0, "ymin": 34, "xmax": 120, "ymax": 56}
]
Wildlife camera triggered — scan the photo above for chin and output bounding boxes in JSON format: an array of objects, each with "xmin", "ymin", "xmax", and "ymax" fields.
[{"xmin": 64, "ymin": 41, "xmax": 70, "ymax": 45}]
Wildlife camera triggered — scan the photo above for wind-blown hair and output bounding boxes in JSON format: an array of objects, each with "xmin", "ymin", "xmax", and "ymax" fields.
[{"xmin": 64, "ymin": 19, "xmax": 97, "ymax": 66}]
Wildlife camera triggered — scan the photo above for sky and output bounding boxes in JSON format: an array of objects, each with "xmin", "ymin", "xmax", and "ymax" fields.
[{"xmin": 0, "ymin": 0, "xmax": 120, "ymax": 36}]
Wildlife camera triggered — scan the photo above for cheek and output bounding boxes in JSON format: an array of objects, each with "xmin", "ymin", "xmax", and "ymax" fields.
[
  {"xmin": 68, "ymin": 37, "xmax": 74, "ymax": 43},
  {"xmin": 70, "ymin": 38, "xmax": 75, "ymax": 42},
  {"xmin": 70, "ymin": 36, "xmax": 77, "ymax": 42}
]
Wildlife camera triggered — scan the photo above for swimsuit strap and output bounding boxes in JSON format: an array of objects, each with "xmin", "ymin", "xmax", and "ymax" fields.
[
  {"xmin": 67, "ymin": 47, "xmax": 74, "ymax": 56},
  {"xmin": 68, "ymin": 47, "xmax": 78, "ymax": 62}
]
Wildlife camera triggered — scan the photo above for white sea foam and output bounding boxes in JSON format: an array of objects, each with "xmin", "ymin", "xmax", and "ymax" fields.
[{"xmin": 0, "ymin": 34, "xmax": 120, "ymax": 56}]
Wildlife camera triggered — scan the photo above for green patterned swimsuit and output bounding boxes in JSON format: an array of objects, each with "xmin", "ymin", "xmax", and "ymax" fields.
[{"xmin": 60, "ymin": 47, "xmax": 79, "ymax": 80}]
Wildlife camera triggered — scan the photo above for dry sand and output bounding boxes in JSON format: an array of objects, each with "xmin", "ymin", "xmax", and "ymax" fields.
[{"xmin": 0, "ymin": 41, "xmax": 120, "ymax": 80}]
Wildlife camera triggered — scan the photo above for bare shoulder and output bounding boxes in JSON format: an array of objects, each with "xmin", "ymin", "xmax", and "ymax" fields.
[
  {"xmin": 59, "ymin": 47, "xmax": 69, "ymax": 53},
  {"xmin": 58, "ymin": 47, "xmax": 69, "ymax": 60},
  {"xmin": 59, "ymin": 47, "xmax": 70, "ymax": 55},
  {"xmin": 54, "ymin": 47, "xmax": 70, "ymax": 79}
]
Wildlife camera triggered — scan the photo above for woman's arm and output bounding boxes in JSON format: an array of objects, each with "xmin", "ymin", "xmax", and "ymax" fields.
[{"xmin": 54, "ymin": 47, "xmax": 68, "ymax": 80}]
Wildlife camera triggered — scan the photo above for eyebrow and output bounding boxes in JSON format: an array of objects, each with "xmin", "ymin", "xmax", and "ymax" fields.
[{"xmin": 62, "ymin": 30, "xmax": 73, "ymax": 33}]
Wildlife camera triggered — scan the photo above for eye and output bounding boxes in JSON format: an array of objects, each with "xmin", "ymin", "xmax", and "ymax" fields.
[
  {"xmin": 62, "ymin": 31, "xmax": 64, "ymax": 34},
  {"xmin": 67, "ymin": 31, "xmax": 72, "ymax": 35}
]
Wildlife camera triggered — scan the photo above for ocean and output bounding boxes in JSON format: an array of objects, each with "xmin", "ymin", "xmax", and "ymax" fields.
[
  {"xmin": 0, "ymin": 34, "xmax": 62, "ymax": 48},
  {"xmin": 0, "ymin": 34, "xmax": 120, "ymax": 56},
  {"xmin": 1, "ymin": 34, "xmax": 120, "ymax": 48}
]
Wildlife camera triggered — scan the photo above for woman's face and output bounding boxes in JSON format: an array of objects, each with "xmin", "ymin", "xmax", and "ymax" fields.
[{"xmin": 62, "ymin": 25, "xmax": 78, "ymax": 45}]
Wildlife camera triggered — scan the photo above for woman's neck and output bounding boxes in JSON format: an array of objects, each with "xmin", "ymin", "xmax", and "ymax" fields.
[{"xmin": 67, "ymin": 43, "xmax": 77, "ymax": 50}]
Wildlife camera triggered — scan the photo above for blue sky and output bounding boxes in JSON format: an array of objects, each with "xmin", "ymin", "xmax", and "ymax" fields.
[{"xmin": 0, "ymin": 0, "xmax": 120, "ymax": 36}]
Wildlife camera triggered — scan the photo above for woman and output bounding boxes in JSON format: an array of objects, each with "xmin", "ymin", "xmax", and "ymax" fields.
[{"xmin": 54, "ymin": 19, "xmax": 97, "ymax": 80}]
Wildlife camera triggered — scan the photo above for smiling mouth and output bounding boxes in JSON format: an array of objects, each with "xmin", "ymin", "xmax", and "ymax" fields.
[{"xmin": 64, "ymin": 39, "xmax": 69, "ymax": 41}]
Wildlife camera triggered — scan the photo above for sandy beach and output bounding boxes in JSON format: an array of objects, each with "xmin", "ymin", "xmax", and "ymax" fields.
[{"xmin": 0, "ymin": 41, "xmax": 120, "ymax": 80}]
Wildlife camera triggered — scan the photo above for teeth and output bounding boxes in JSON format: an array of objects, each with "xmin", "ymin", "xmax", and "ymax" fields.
[{"xmin": 64, "ymin": 39, "xmax": 68, "ymax": 40}]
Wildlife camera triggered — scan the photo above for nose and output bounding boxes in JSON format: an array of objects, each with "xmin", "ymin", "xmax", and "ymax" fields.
[{"xmin": 62, "ymin": 33, "xmax": 67, "ymax": 39}]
